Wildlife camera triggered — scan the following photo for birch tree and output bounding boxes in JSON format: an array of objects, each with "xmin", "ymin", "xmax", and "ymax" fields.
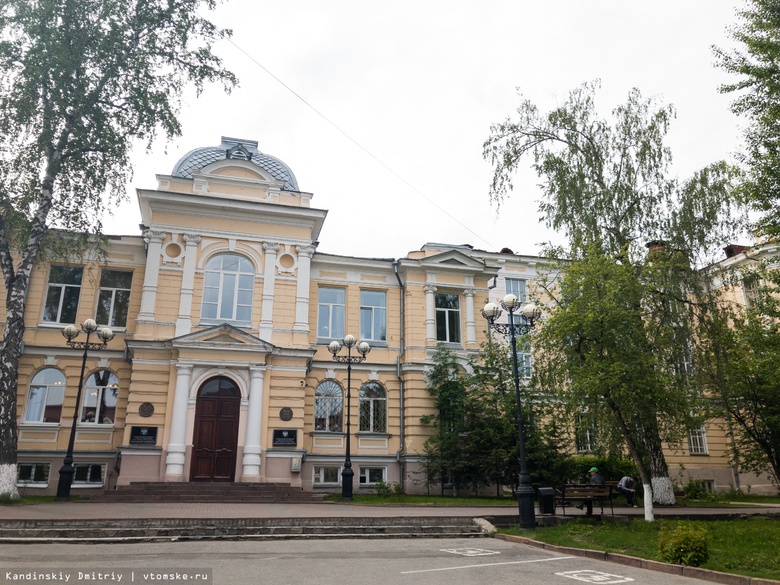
[
  {"xmin": 484, "ymin": 82, "xmax": 744, "ymax": 516},
  {"xmin": 0, "ymin": 0, "xmax": 236, "ymax": 498}
]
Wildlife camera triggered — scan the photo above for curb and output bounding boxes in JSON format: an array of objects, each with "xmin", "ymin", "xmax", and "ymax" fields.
[{"xmin": 495, "ymin": 534, "xmax": 779, "ymax": 584}]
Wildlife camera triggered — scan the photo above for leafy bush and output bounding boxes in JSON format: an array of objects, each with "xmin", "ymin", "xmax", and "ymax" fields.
[
  {"xmin": 681, "ymin": 479, "xmax": 720, "ymax": 502},
  {"xmin": 373, "ymin": 481, "xmax": 391, "ymax": 497},
  {"xmin": 658, "ymin": 523, "xmax": 710, "ymax": 566}
]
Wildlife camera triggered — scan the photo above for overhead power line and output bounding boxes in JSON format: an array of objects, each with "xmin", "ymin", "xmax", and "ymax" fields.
[{"xmin": 226, "ymin": 37, "xmax": 496, "ymax": 250}]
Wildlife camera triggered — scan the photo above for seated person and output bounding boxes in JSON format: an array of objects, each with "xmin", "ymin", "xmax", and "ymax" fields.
[{"xmin": 617, "ymin": 475, "xmax": 637, "ymax": 506}]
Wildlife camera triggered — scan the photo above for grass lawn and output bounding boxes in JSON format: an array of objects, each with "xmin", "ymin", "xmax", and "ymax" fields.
[
  {"xmin": 324, "ymin": 493, "xmax": 517, "ymax": 506},
  {"xmin": 0, "ymin": 495, "xmax": 57, "ymax": 505},
  {"xmin": 503, "ymin": 517, "xmax": 780, "ymax": 581}
]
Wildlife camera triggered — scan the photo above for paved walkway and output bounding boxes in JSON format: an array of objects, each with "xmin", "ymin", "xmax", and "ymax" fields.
[{"xmin": 2, "ymin": 500, "xmax": 779, "ymax": 521}]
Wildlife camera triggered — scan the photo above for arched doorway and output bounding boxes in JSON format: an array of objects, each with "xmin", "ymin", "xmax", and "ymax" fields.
[{"xmin": 190, "ymin": 376, "xmax": 241, "ymax": 482}]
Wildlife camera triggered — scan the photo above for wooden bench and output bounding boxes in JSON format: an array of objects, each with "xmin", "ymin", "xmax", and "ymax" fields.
[{"xmin": 556, "ymin": 484, "xmax": 614, "ymax": 516}]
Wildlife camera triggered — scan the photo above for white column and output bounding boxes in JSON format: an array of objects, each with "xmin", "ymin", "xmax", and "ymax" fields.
[
  {"xmin": 464, "ymin": 288, "xmax": 476, "ymax": 344},
  {"xmin": 164, "ymin": 364, "xmax": 192, "ymax": 481},
  {"xmin": 138, "ymin": 230, "xmax": 165, "ymax": 322},
  {"xmin": 242, "ymin": 365, "xmax": 266, "ymax": 481},
  {"xmin": 424, "ymin": 285, "xmax": 437, "ymax": 342},
  {"xmin": 175, "ymin": 234, "xmax": 201, "ymax": 337},
  {"xmin": 259, "ymin": 242, "xmax": 280, "ymax": 341},
  {"xmin": 294, "ymin": 245, "xmax": 315, "ymax": 332}
]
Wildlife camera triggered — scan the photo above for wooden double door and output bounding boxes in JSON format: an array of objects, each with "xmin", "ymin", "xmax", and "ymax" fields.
[{"xmin": 190, "ymin": 376, "xmax": 240, "ymax": 482}]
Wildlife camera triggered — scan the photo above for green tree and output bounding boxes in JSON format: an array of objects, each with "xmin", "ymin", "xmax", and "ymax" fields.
[
  {"xmin": 420, "ymin": 346, "xmax": 472, "ymax": 495},
  {"xmin": 421, "ymin": 341, "xmax": 569, "ymax": 497},
  {"xmin": 716, "ymin": 0, "xmax": 780, "ymax": 238},
  {"xmin": 484, "ymin": 82, "xmax": 744, "ymax": 518},
  {"xmin": 0, "ymin": 0, "xmax": 236, "ymax": 498},
  {"xmin": 697, "ymin": 264, "xmax": 780, "ymax": 488}
]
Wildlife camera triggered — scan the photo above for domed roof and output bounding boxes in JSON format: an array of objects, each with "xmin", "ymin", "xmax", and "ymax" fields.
[{"xmin": 171, "ymin": 136, "xmax": 299, "ymax": 191}]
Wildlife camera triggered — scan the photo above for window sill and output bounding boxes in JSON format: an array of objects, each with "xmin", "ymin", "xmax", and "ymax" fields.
[
  {"xmin": 16, "ymin": 483, "xmax": 48, "ymax": 489},
  {"xmin": 199, "ymin": 320, "xmax": 252, "ymax": 328},
  {"xmin": 689, "ymin": 452, "xmax": 710, "ymax": 456},
  {"xmin": 356, "ymin": 432, "xmax": 390, "ymax": 438}
]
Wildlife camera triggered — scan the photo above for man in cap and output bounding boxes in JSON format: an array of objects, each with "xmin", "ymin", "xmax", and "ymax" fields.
[{"xmin": 577, "ymin": 466, "xmax": 605, "ymax": 516}]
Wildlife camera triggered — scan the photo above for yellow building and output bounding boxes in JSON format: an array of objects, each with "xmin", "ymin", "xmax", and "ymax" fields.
[{"xmin": 8, "ymin": 136, "xmax": 772, "ymax": 496}]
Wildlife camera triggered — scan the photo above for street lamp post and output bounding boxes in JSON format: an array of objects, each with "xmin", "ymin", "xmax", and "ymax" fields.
[
  {"xmin": 328, "ymin": 334, "xmax": 371, "ymax": 501},
  {"xmin": 56, "ymin": 318, "xmax": 114, "ymax": 502},
  {"xmin": 482, "ymin": 294, "xmax": 541, "ymax": 529}
]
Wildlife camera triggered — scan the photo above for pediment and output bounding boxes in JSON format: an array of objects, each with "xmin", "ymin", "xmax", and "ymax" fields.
[
  {"xmin": 171, "ymin": 323, "xmax": 276, "ymax": 352},
  {"xmin": 419, "ymin": 250, "xmax": 487, "ymax": 271}
]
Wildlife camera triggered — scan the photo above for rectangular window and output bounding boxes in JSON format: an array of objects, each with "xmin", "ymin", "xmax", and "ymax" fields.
[
  {"xmin": 743, "ymin": 275, "xmax": 760, "ymax": 307},
  {"xmin": 95, "ymin": 270, "xmax": 133, "ymax": 328},
  {"xmin": 505, "ymin": 278, "xmax": 527, "ymax": 302},
  {"xmin": 517, "ymin": 341, "xmax": 532, "ymax": 379},
  {"xmin": 17, "ymin": 463, "xmax": 50, "ymax": 487},
  {"xmin": 73, "ymin": 464, "xmax": 105, "ymax": 486},
  {"xmin": 688, "ymin": 425, "xmax": 709, "ymax": 455},
  {"xmin": 360, "ymin": 290, "xmax": 387, "ymax": 341},
  {"xmin": 43, "ymin": 266, "xmax": 83, "ymax": 324},
  {"xmin": 435, "ymin": 293, "xmax": 461, "ymax": 343},
  {"xmin": 575, "ymin": 414, "xmax": 596, "ymax": 453},
  {"xmin": 317, "ymin": 287, "xmax": 346, "ymax": 340},
  {"xmin": 359, "ymin": 467, "xmax": 386, "ymax": 485},
  {"xmin": 313, "ymin": 466, "xmax": 341, "ymax": 485}
]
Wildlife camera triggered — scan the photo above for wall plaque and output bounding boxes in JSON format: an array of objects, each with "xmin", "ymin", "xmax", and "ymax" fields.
[
  {"xmin": 272, "ymin": 429, "xmax": 298, "ymax": 447},
  {"xmin": 129, "ymin": 426, "xmax": 158, "ymax": 445},
  {"xmin": 138, "ymin": 402, "xmax": 154, "ymax": 417},
  {"xmin": 279, "ymin": 407, "xmax": 293, "ymax": 421}
]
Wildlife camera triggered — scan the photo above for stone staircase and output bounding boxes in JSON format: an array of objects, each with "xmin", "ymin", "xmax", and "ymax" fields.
[
  {"xmin": 94, "ymin": 482, "xmax": 325, "ymax": 503},
  {"xmin": 0, "ymin": 517, "xmax": 489, "ymax": 542}
]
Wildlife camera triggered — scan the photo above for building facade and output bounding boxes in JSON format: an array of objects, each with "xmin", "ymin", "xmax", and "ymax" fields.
[{"xmin": 6, "ymin": 137, "xmax": 774, "ymax": 496}]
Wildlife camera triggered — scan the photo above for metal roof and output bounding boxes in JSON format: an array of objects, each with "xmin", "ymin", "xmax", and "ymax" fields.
[{"xmin": 171, "ymin": 136, "xmax": 300, "ymax": 191}]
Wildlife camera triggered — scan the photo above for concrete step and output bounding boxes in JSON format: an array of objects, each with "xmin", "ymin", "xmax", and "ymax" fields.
[
  {"xmin": 0, "ymin": 517, "xmax": 488, "ymax": 542},
  {"xmin": 95, "ymin": 482, "xmax": 325, "ymax": 503}
]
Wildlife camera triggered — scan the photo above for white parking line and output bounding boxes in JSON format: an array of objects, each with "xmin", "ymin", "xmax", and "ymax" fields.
[{"xmin": 401, "ymin": 556, "xmax": 577, "ymax": 574}]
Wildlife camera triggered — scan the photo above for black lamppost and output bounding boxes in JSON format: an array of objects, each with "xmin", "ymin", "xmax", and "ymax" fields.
[
  {"xmin": 482, "ymin": 295, "xmax": 540, "ymax": 529},
  {"xmin": 56, "ymin": 319, "xmax": 114, "ymax": 501},
  {"xmin": 328, "ymin": 334, "xmax": 371, "ymax": 501}
]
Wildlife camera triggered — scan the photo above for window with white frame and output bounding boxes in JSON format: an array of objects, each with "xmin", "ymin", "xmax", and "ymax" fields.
[
  {"xmin": 317, "ymin": 287, "xmax": 345, "ymax": 340},
  {"xmin": 95, "ymin": 270, "xmax": 133, "ymax": 328},
  {"xmin": 435, "ymin": 293, "xmax": 461, "ymax": 343},
  {"xmin": 742, "ymin": 275, "xmax": 761, "ymax": 307},
  {"xmin": 517, "ymin": 341, "xmax": 532, "ymax": 379},
  {"xmin": 73, "ymin": 463, "xmax": 104, "ymax": 486},
  {"xmin": 314, "ymin": 380, "xmax": 343, "ymax": 432},
  {"xmin": 360, "ymin": 290, "xmax": 387, "ymax": 342},
  {"xmin": 359, "ymin": 382, "xmax": 387, "ymax": 433},
  {"xmin": 81, "ymin": 370, "xmax": 119, "ymax": 425},
  {"xmin": 505, "ymin": 278, "xmax": 527, "ymax": 302},
  {"xmin": 201, "ymin": 253, "xmax": 254, "ymax": 324},
  {"xmin": 17, "ymin": 463, "xmax": 50, "ymax": 487},
  {"xmin": 43, "ymin": 266, "xmax": 83, "ymax": 324},
  {"xmin": 688, "ymin": 424, "xmax": 709, "ymax": 455},
  {"xmin": 359, "ymin": 466, "xmax": 386, "ymax": 485},
  {"xmin": 24, "ymin": 368, "xmax": 66, "ymax": 423},
  {"xmin": 313, "ymin": 466, "xmax": 341, "ymax": 485},
  {"xmin": 575, "ymin": 414, "xmax": 596, "ymax": 453}
]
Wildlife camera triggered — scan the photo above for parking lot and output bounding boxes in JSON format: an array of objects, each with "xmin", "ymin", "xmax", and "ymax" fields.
[{"xmin": 1, "ymin": 537, "xmax": 712, "ymax": 585}]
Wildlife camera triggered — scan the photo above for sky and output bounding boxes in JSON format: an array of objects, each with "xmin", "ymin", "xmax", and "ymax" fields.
[{"xmin": 107, "ymin": 0, "xmax": 747, "ymax": 260}]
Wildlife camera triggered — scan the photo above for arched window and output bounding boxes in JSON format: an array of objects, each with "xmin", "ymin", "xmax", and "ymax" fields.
[
  {"xmin": 24, "ymin": 368, "xmax": 66, "ymax": 423},
  {"xmin": 314, "ymin": 380, "xmax": 343, "ymax": 432},
  {"xmin": 359, "ymin": 382, "xmax": 387, "ymax": 433},
  {"xmin": 201, "ymin": 253, "xmax": 254, "ymax": 324},
  {"xmin": 81, "ymin": 370, "xmax": 119, "ymax": 425}
]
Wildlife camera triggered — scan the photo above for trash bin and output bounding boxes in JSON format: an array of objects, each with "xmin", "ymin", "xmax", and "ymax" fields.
[{"xmin": 538, "ymin": 487, "xmax": 555, "ymax": 515}]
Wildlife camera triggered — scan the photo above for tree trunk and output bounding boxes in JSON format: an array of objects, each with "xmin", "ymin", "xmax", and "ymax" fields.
[
  {"xmin": 0, "ymin": 276, "xmax": 28, "ymax": 499},
  {"xmin": 645, "ymin": 424, "xmax": 676, "ymax": 505}
]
